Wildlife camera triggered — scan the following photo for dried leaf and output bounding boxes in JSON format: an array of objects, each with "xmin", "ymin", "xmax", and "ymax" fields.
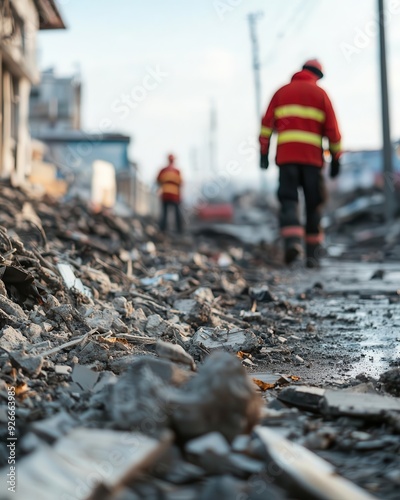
[
  {"xmin": 253, "ymin": 378, "xmax": 275, "ymax": 391},
  {"xmin": 15, "ymin": 383, "xmax": 28, "ymax": 396},
  {"xmin": 290, "ymin": 375, "xmax": 301, "ymax": 382},
  {"xmin": 99, "ymin": 337, "xmax": 130, "ymax": 346},
  {"xmin": 237, "ymin": 351, "xmax": 252, "ymax": 360}
]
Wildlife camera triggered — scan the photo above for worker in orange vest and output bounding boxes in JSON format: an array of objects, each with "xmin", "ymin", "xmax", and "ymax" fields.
[
  {"xmin": 259, "ymin": 59, "xmax": 342, "ymax": 268},
  {"xmin": 157, "ymin": 154, "xmax": 183, "ymax": 233}
]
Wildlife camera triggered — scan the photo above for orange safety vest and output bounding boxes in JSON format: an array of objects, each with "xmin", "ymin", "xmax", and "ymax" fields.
[
  {"xmin": 259, "ymin": 70, "xmax": 342, "ymax": 168},
  {"xmin": 157, "ymin": 165, "xmax": 182, "ymax": 203}
]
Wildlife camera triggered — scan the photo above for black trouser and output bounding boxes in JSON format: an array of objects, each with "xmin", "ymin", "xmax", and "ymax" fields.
[
  {"xmin": 277, "ymin": 164, "xmax": 326, "ymax": 259},
  {"xmin": 160, "ymin": 201, "xmax": 183, "ymax": 233}
]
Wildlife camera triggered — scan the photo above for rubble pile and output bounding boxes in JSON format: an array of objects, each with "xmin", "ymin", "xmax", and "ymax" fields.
[{"xmin": 0, "ymin": 186, "xmax": 399, "ymax": 499}]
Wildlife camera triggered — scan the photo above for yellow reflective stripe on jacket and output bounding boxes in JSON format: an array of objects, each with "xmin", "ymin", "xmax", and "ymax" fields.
[
  {"xmin": 277, "ymin": 130, "xmax": 322, "ymax": 148},
  {"xmin": 260, "ymin": 126, "xmax": 273, "ymax": 138},
  {"xmin": 159, "ymin": 172, "xmax": 181, "ymax": 184},
  {"xmin": 162, "ymin": 184, "xmax": 180, "ymax": 195},
  {"xmin": 330, "ymin": 141, "xmax": 342, "ymax": 153},
  {"xmin": 275, "ymin": 105, "xmax": 326, "ymax": 123}
]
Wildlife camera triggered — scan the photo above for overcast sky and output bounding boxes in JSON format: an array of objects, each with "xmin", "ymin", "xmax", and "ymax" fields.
[{"xmin": 38, "ymin": 0, "xmax": 400, "ymax": 190}]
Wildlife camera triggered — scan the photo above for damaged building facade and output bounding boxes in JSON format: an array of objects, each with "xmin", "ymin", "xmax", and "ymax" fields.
[{"xmin": 0, "ymin": 0, "xmax": 65, "ymax": 186}]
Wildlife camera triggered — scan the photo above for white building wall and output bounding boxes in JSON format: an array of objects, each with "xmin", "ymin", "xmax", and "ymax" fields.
[{"xmin": 0, "ymin": 0, "xmax": 40, "ymax": 184}]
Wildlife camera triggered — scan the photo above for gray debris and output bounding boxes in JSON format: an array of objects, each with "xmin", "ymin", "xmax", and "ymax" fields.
[
  {"xmin": 279, "ymin": 385, "xmax": 400, "ymax": 420},
  {"xmin": 85, "ymin": 308, "xmax": 116, "ymax": 332},
  {"xmin": 185, "ymin": 432, "xmax": 230, "ymax": 456},
  {"xmin": 146, "ymin": 314, "xmax": 168, "ymax": 336},
  {"xmin": 0, "ymin": 294, "xmax": 28, "ymax": 320},
  {"xmin": 192, "ymin": 327, "xmax": 259, "ymax": 352},
  {"xmin": 57, "ymin": 262, "xmax": 92, "ymax": 298},
  {"xmin": 9, "ymin": 351, "xmax": 43, "ymax": 377},
  {"xmin": 71, "ymin": 364, "xmax": 100, "ymax": 391},
  {"xmin": 0, "ymin": 326, "xmax": 28, "ymax": 351},
  {"xmin": 322, "ymin": 389, "xmax": 400, "ymax": 418},
  {"xmin": 156, "ymin": 340, "xmax": 196, "ymax": 371},
  {"xmin": 249, "ymin": 285, "xmax": 276, "ymax": 302},
  {"xmin": 112, "ymin": 296, "xmax": 134, "ymax": 317},
  {"xmin": 380, "ymin": 367, "xmax": 400, "ymax": 397},
  {"xmin": 174, "ymin": 299, "xmax": 211, "ymax": 325},
  {"xmin": 192, "ymin": 287, "xmax": 214, "ymax": 304},
  {"xmin": 254, "ymin": 426, "xmax": 375, "ymax": 500}
]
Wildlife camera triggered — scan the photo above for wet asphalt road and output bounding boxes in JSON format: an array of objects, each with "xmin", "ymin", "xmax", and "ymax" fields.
[{"xmin": 263, "ymin": 260, "xmax": 400, "ymax": 385}]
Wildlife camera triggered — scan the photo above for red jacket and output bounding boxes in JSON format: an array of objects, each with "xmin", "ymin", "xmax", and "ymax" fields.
[
  {"xmin": 157, "ymin": 164, "xmax": 182, "ymax": 203},
  {"xmin": 259, "ymin": 70, "xmax": 342, "ymax": 167}
]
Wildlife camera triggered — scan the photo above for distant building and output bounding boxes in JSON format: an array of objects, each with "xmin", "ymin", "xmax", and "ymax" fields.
[
  {"xmin": 0, "ymin": 0, "xmax": 65, "ymax": 185},
  {"xmin": 337, "ymin": 142, "xmax": 400, "ymax": 193},
  {"xmin": 34, "ymin": 129, "xmax": 131, "ymax": 191},
  {"xmin": 34, "ymin": 129, "xmax": 158, "ymax": 214},
  {"xmin": 29, "ymin": 67, "xmax": 81, "ymax": 134}
]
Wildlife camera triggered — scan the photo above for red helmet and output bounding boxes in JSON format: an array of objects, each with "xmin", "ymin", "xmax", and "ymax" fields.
[
  {"xmin": 168, "ymin": 153, "xmax": 175, "ymax": 163},
  {"xmin": 303, "ymin": 59, "xmax": 324, "ymax": 79}
]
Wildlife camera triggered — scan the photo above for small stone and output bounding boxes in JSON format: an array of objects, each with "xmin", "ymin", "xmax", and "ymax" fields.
[
  {"xmin": 146, "ymin": 314, "xmax": 168, "ymax": 337},
  {"xmin": 185, "ymin": 432, "xmax": 230, "ymax": 456},
  {"xmin": 55, "ymin": 365, "xmax": 72, "ymax": 376}
]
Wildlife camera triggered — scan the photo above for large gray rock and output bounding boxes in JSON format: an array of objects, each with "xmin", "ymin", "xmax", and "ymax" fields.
[
  {"xmin": 9, "ymin": 351, "xmax": 43, "ymax": 377},
  {"xmin": 0, "ymin": 294, "xmax": 28, "ymax": 321},
  {"xmin": 0, "ymin": 326, "xmax": 28, "ymax": 351}
]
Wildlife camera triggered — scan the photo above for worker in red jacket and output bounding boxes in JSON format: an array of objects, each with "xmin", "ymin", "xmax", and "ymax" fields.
[
  {"xmin": 259, "ymin": 59, "xmax": 342, "ymax": 268},
  {"xmin": 157, "ymin": 153, "xmax": 183, "ymax": 233}
]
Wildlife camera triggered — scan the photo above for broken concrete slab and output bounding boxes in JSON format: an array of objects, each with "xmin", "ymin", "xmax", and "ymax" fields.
[
  {"xmin": 84, "ymin": 308, "xmax": 116, "ymax": 333},
  {"xmin": 255, "ymin": 426, "xmax": 375, "ymax": 500},
  {"xmin": 192, "ymin": 327, "xmax": 259, "ymax": 353},
  {"xmin": 30, "ymin": 411, "xmax": 79, "ymax": 443},
  {"xmin": 278, "ymin": 386, "xmax": 326, "ymax": 412},
  {"xmin": 57, "ymin": 262, "xmax": 92, "ymax": 298},
  {"xmin": 0, "ymin": 429, "xmax": 173, "ymax": 500},
  {"xmin": 173, "ymin": 299, "xmax": 211, "ymax": 326},
  {"xmin": 71, "ymin": 364, "xmax": 100, "ymax": 391},
  {"xmin": 278, "ymin": 385, "xmax": 400, "ymax": 420},
  {"xmin": 54, "ymin": 365, "xmax": 72, "ymax": 376},
  {"xmin": 322, "ymin": 389, "xmax": 400, "ymax": 419},
  {"xmin": 145, "ymin": 314, "xmax": 168, "ymax": 337},
  {"xmin": 0, "ymin": 294, "xmax": 28, "ymax": 320},
  {"xmin": 9, "ymin": 351, "xmax": 43, "ymax": 377},
  {"xmin": 0, "ymin": 326, "xmax": 28, "ymax": 351}
]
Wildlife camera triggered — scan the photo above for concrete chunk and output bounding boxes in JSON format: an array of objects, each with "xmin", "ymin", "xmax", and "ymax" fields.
[
  {"xmin": 322, "ymin": 389, "xmax": 400, "ymax": 419},
  {"xmin": 193, "ymin": 327, "xmax": 259, "ymax": 352},
  {"xmin": 185, "ymin": 432, "xmax": 230, "ymax": 456},
  {"xmin": 255, "ymin": 426, "xmax": 375, "ymax": 500},
  {"xmin": 71, "ymin": 364, "xmax": 99, "ymax": 391},
  {"xmin": 278, "ymin": 386, "xmax": 326, "ymax": 412},
  {"xmin": 9, "ymin": 351, "xmax": 43, "ymax": 377},
  {"xmin": 0, "ymin": 326, "xmax": 28, "ymax": 351}
]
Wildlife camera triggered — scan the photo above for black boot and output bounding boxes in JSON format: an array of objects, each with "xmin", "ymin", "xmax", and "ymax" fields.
[
  {"xmin": 306, "ymin": 243, "xmax": 323, "ymax": 269},
  {"xmin": 284, "ymin": 239, "xmax": 304, "ymax": 265}
]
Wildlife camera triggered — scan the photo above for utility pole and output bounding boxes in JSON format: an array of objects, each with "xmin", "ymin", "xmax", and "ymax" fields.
[
  {"xmin": 209, "ymin": 99, "xmax": 218, "ymax": 175},
  {"xmin": 248, "ymin": 12, "xmax": 263, "ymax": 119},
  {"xmin": 248, "ymin": 12, "xmax": 267, "ymax": 193},
  {"xmin": 378, "ymin": 0, "xmax": 395, "ymax": 222}
]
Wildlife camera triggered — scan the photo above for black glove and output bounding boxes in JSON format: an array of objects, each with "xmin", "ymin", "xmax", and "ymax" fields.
[
  {"xmin": 330, "ymin": 157, "xmax": 340, "ymax": 178},
  {"xmin": 260, "ymin": 154, "xmax": 269, "ymax": 170}
]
